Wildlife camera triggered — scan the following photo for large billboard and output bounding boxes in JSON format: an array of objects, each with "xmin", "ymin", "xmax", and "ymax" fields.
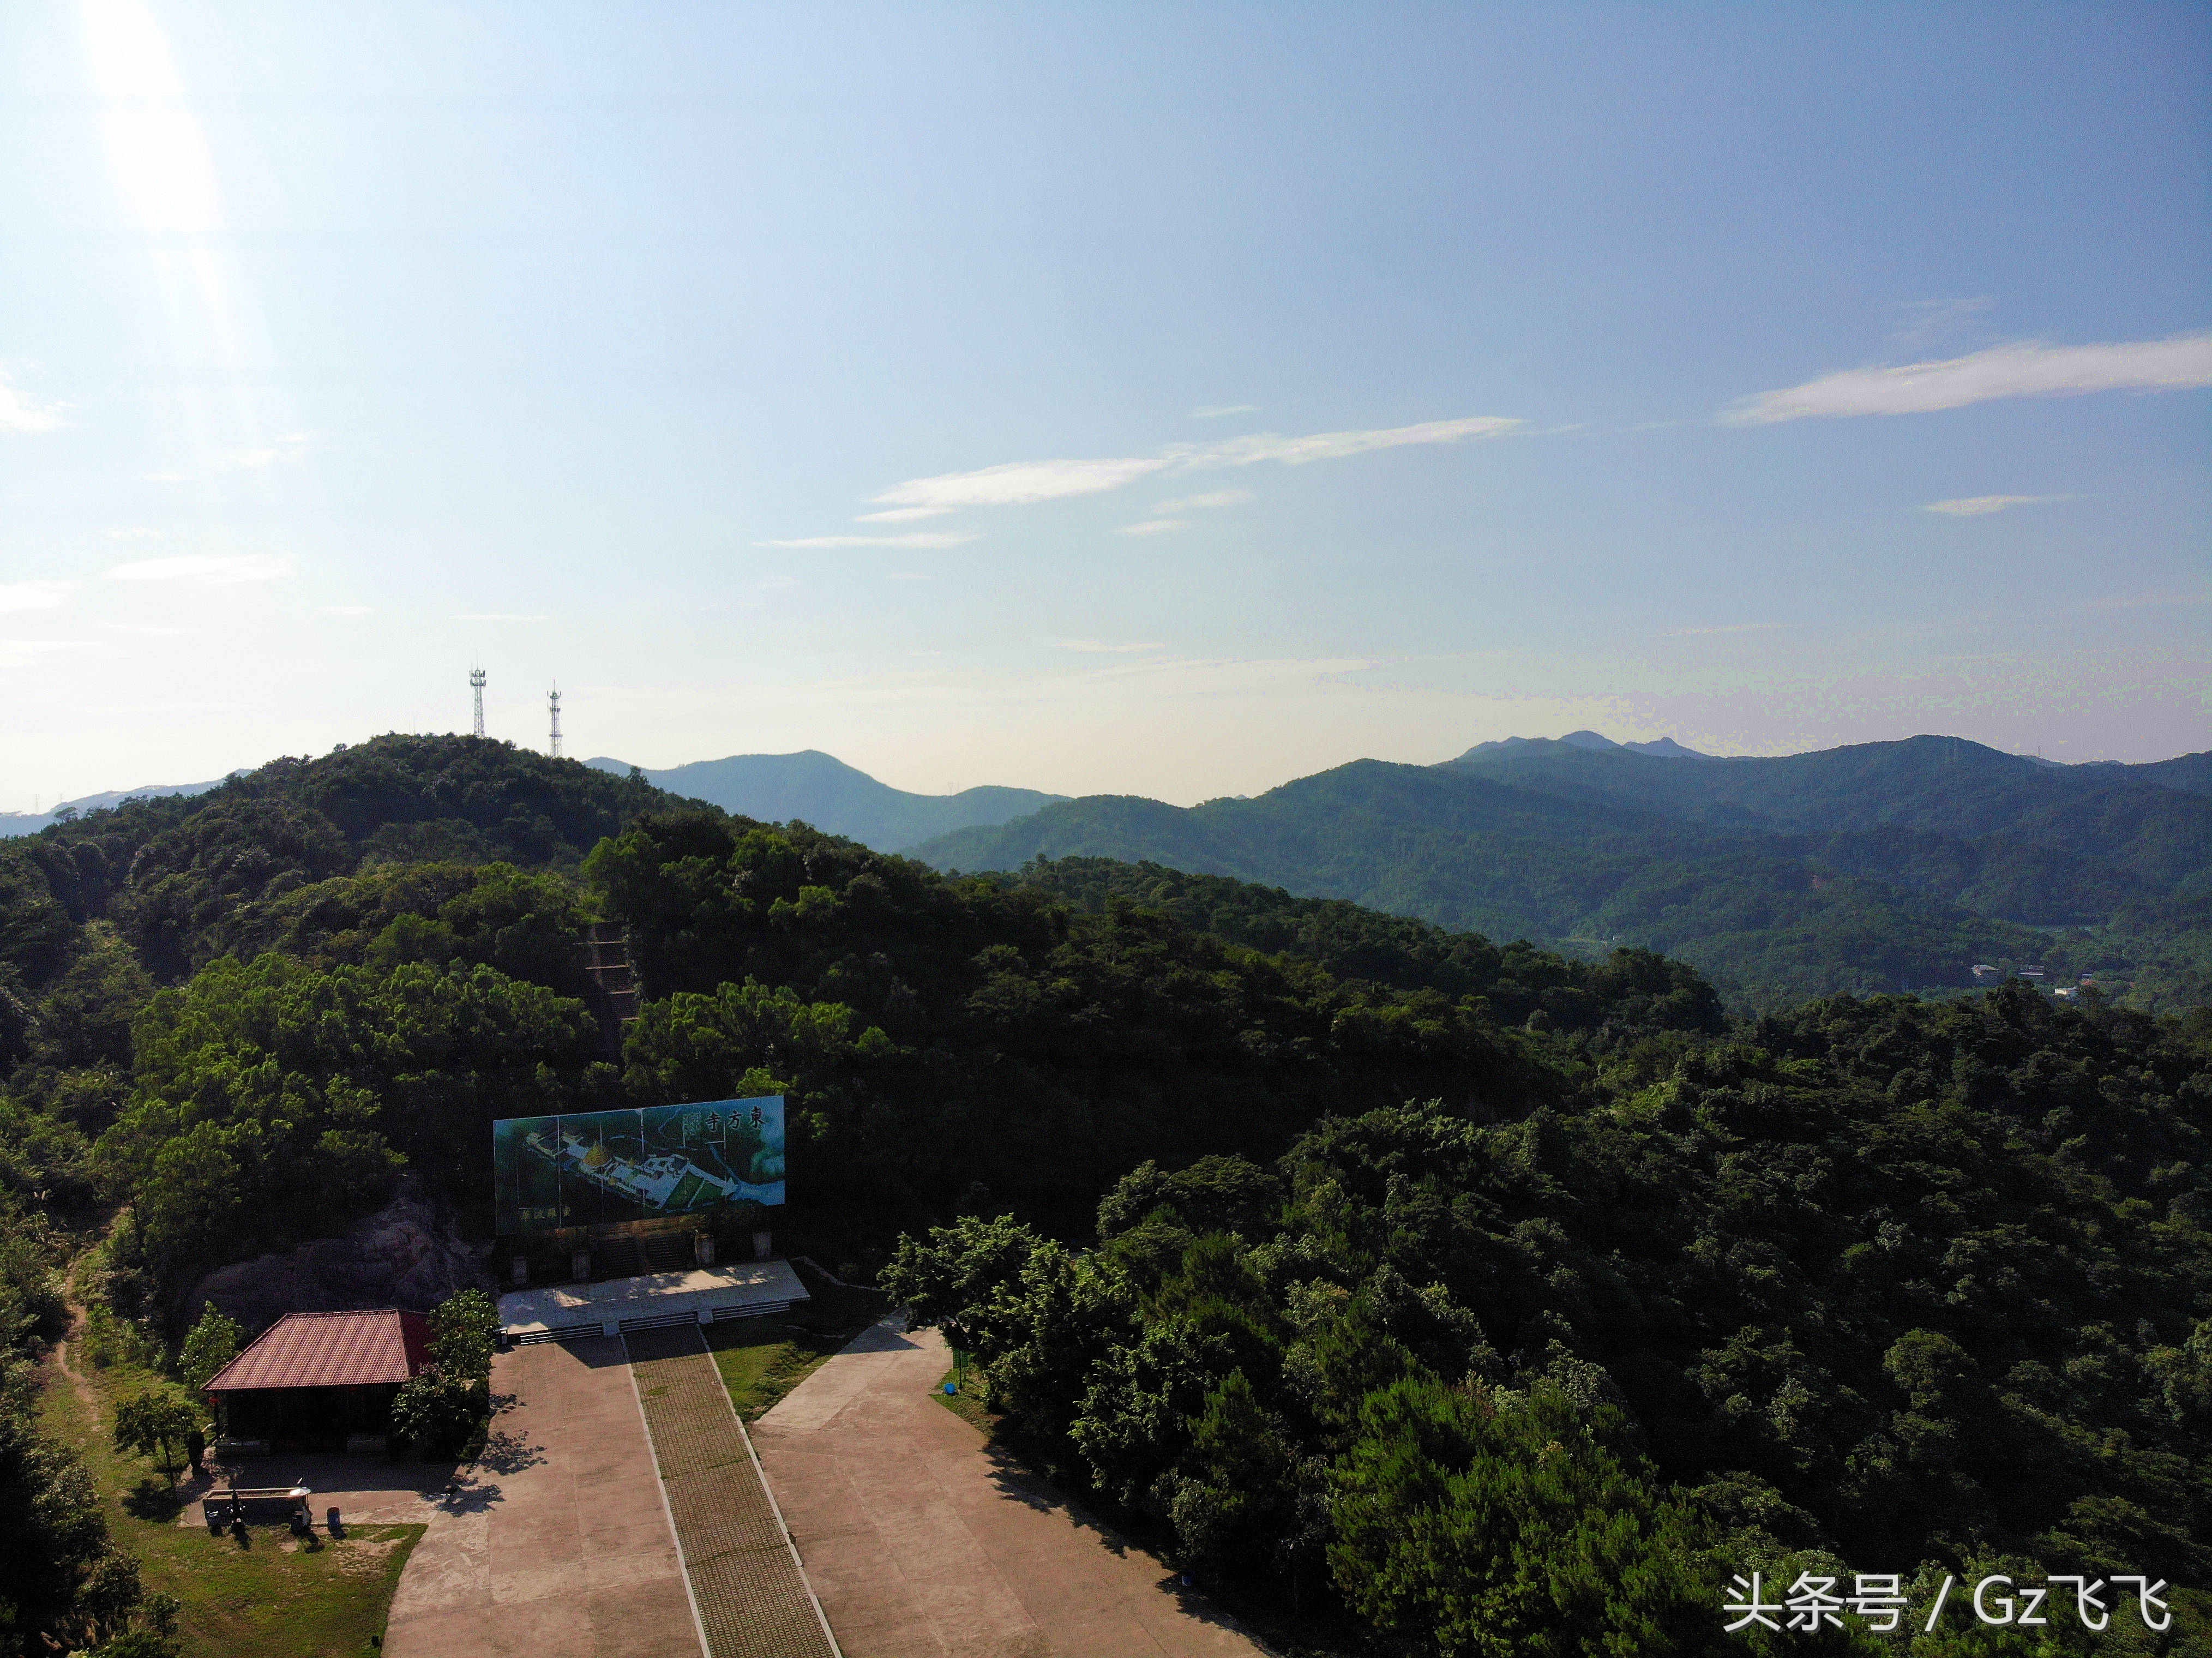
[{"xmin": 492, "ymin": 1097, "xmax": 785, "ymax": 1235}]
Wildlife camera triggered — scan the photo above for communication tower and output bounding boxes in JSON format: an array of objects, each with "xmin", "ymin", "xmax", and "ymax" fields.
[
  {"xmin": 469, "ymin": 668, "xmax": 486, "ymax": 738},
  {"xmin": 548, "ymin": 684, "xmax": 562, "ymax": 758}
]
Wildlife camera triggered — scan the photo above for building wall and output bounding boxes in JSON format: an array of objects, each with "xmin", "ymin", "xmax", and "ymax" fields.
[{"xmin": 214, "ymin": 1383, "xmax": 401, "ymax": 1445}]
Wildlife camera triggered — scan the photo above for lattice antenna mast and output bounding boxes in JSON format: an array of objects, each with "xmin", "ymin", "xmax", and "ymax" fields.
[
  {"xmin": 548, "ymin": 684, "xmax": 562, "ymax": 758},
  {"xmin": 469, "ymin": 667, "xmax": 486, "ymax": 738}
]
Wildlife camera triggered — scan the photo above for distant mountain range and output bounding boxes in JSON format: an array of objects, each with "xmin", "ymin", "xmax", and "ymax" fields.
[
  {"xmin": 1454, "ymin": 729, "xmax": 1713, "ymax": 760},
  {"xmin": 910, "ymin": 735, "xmax": 2212, "ymax": 1011},
  {"xmin": 13, "ymin": 732, "xmax": 2207, "ymax": 1012},
  {"xmin": 0, "ymin": 776, "xmax": 231, "ymax": 839},
  {"xmin": 584, "ymin": 749, "xmax": 1065, "ymax": 852},
  {"xmin": 0, "ymin": 748, "xmax": 1061, "ymax": 853}
]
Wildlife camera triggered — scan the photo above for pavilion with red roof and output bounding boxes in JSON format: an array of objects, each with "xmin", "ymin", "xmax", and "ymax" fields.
[{"xmin": 202, "ymin": 1309, "xmax": 432, "ymax": 1451}]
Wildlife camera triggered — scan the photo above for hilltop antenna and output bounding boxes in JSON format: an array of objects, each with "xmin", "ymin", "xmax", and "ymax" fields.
[
  {"xmin": 470, "ymin": 666, "xmax": 486, "ymax": 738},
  {"xmin": 548, "ymin": 683, "xmax": 562, "ymax": 758}
]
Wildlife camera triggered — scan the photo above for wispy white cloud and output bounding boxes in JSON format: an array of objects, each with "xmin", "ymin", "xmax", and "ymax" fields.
[
  {"xmin": 1153, "ymin": 489, "xmax": 1253, "ymax": 513},
  {"xmin": 106, "ymin": 552, "xmax": 289, "ymax": 584},
  {"xmin": 146, "ymin": 432, "xmax": 313, "ymax": 483},
  {"xmin": 1888, "ymin": 296, "xmax": 1993, "ymax": 351},
  {"xmin": 1924, "ymin": 494, "xmax": 2073, "ymax": 517},
  {"xmin": 227, "ymin": 432, "xmax": 311, "ymax": 469},
  {"xmin": 0, "ymin": 373, "xmax": 63, "ymax": 434},
  {"xmin": 869, "ymin": 415, "xmax": 1520, "ymax": 517},
  {"xmin": 1722, "ymin": 332, "xmax": 2212, "ymax": 424},
  {"xmin": 453, "ymin": 612, "xmax": 549, "ymax": 622},
  {"xmin": 758, "ymin": 531, "xmax": 981, "ymax": 549},
  {"xmin": 853, "ymin": 506, "xmax": 954, "ymax": 522},
  {"xmin": 1190, "ymin": 416, "xmax": 1521, "ymax": 468},
  {"xmin": 874, "ymin": 458, "xmax": 1172, "ymax": 510},
  {"xmin": 317, "ymin": 604, "xmax": 374, "ymax": 616},
  {"xmin": 0, "ymin": 640, "xmax": 94, "ymax": 666},
  {"xmin": 0, "ymin": 581, "xmax": 73, "ymax": 614},
  {"xmin": 1119, "ymin": 519, "xmax": 1188, "ymax": 536},
  {"xmin": 1190, "ymin": 404, "xmax": 1258, "ymax": 419},
  {"xmin": 99, "ymin": 622, "xmax": 187, "ymax": 636},
  {"xmin": 1046, "ymin": 638, "xmax": 1166, "ymax": 653}
]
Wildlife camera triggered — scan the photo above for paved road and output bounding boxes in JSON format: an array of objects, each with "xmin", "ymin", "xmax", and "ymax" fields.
[
  {"xmin": 752, "ymin": 1318, "xmax": 1271, "ymax": 1658},
  {"xmin": 385, "ymin": 1338, "xmax": 702, "ymax": 1658}
]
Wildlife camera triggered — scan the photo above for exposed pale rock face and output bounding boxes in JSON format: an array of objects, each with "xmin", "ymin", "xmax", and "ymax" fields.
[{"xmin": 188, "ymin": 1184, "xmax": 493, "ymax": 1337}]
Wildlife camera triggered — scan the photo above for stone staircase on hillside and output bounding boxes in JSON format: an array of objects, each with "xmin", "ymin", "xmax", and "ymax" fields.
[{"xmin": 577, "ymin": 922, "xmax": 640, "ymax": 1058}]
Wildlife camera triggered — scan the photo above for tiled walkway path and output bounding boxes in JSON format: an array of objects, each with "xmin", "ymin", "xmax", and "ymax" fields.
[{"xmin": 624, "ymin": 1325, "xmax": 840, "ymax": 1658}]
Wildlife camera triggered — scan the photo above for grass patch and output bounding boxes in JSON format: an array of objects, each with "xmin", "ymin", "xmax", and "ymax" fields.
[
  {"xmin": 39, "ymin": 1347, "xmax": 424, "ymax": 1658},
  {"xmin": 931, "ymin": 1363, "xmax": 996, "ymax": 1437},
  {"xmin": 702, "ymin": 1319, "xmax": 847, "ymax": 1419},
  {"xmin": 701, "ymin": 1261, "xmax": 886, "ymax": 1419}
]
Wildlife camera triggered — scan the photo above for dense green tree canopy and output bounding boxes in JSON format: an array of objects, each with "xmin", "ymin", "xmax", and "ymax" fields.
[
  {"xmin": 1000, "ymin": 857, "xmax": 1726, "ymax": 1031},
  {"xmin": 595, "ymin": 811, "xmax": 1596, "ymax": 1232},
  {"xmin": 888, "ymin": 986, "xmax": 2212, "ymax": 1647},
  {"xmin": 97, "ymin": 953, "xmax": 606, "ymax": 1314}
]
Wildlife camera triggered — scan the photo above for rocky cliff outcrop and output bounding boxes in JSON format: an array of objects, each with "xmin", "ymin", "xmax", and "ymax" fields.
[{"xmin": 188, "ymin": 1185, "xmax": 494, "ymax": 1336}]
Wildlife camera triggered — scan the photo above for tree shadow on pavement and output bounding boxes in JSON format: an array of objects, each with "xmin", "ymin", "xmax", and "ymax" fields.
[{"xmin": 477, "ymin": 1426, "xmax": 545, "ymax": 1476}]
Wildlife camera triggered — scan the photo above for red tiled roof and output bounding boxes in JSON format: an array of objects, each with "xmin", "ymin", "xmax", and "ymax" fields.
[{"xmin": 203, "ymin": 1309, "xmax": 432, "ymax": 1393}]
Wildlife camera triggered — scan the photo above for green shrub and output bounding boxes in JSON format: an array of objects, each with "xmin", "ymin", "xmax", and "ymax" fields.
[
  {"xmin": 426, "ymin": 1291, "xmax": 497, "ymax": 1385},
  {"xmin": 176, "ymin": 1303, "xmax": 241, "ymax": 1393},
  {"xmin": 110, "ymin": 1390, "xmax": 200, "ymax": 1485},
  {"xmin": 390, "ymin": 1369, "xmax": 485, "ymax": 1461}
]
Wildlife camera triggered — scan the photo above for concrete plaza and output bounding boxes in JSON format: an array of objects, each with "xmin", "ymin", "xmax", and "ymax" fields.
[
  {"xmin": 499, "ymin": 1260, "xmax": 808, "ymax": 1343},
  {"xmin": 383, "ymin": 1337, "xmax": 701, "ymax": 1658},
  {"xmin": 752, "ymin": 1318, "xmax": 1271, "ymax": 1658}
]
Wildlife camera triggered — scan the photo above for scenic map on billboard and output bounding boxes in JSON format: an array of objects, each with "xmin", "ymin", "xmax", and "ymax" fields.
[{"xmin": 492, "ymin": 1096, "xmax": 786, "ymax": 1235}]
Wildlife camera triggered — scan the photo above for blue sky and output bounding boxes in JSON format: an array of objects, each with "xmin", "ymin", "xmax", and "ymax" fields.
[{"xmin": 2, "ymin": 1, "xmax": 2207, "ymax": 809}]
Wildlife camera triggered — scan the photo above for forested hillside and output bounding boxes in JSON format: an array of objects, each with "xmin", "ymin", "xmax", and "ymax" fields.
[
  {"xmin": 1, "ymin": 733, "xmax": 2205, "ymax": 1653},
  {"xmin": 585, "ymin": 810, "xmax": 1719, "ymax": 1240},
  {"xmin": 891, "ymin": 986, "xmax": 2212, "ymax": 1650},
  {"xmin": 0, "ymin": 735, "xmax": 1715, "ymax": 1322},
  {"xmin": 915, "ymin": 737, "xmax": 2212, "ymax": 1013}
]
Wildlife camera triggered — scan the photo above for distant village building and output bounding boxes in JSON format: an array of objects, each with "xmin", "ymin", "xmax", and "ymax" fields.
[
  {"xmin": 1971, "ymin": 964, "xmax": 1999, "ymax": 981},
  {"xmin": 202, "ymin": 1309, "xmax": 430, "ymax": 1453},
  {"xmin": 2018, "ymin": 965, "xmax": 2046, "ymax": 981}
]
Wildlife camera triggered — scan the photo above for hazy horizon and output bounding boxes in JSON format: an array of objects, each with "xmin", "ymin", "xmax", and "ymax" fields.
[
  {"xmin": 4, "ymin": 3, "xmax": 2207, "ymax": 809},
  {"xmin": 9, "ymin": 719, "xmax": 2207, "ymax": 822}
]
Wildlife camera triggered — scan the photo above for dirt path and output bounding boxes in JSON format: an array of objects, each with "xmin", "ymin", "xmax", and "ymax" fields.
[
  {"xmin": 53, "ymin": 1313, "xmax": 98, "ymax": 1417},
  {"xmin": 752, "ymin": 1318, "xmax": 1271, "ymax": 1658},
  {"xmin": 52, "ymin": 1267, "xmax": 101, "ymax": 1420}
]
